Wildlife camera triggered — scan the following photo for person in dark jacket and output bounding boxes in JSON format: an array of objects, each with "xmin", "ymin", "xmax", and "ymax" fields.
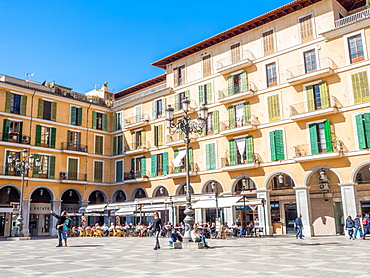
[
  {"xmin": 51, "ymin": 210, "xmax": 67, "ymax": 247},
  {"xmin": 345, "ymin": 215, "xmax": 355, "ymax": 239},
  {"xmin": 151, "ymin": 211, "xmax": 162, "ymax": 250},
  {"xmin": 295, "ymin": 214, "xmax": 303, "ymax": 239},
  {"xmin": 353, "ymin": 214, "xmax": 365, "ymax": 240}
]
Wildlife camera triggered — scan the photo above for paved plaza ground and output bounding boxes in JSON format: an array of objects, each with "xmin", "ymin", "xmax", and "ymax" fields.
[{"xmin": 0, "ymin": 235, "xmax": 369, "ymax": 277}]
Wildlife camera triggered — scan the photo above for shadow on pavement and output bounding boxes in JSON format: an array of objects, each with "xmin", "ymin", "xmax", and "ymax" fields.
[{"xmin": 69, "ymin": 245, "xmax": 104, "ymax": 247}]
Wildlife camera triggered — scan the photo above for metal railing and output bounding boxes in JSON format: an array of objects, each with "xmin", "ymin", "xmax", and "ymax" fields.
[
  {"xmin": 286, "ymin": 57, "xmax": 337, "ymax": 79},
  {"xmin": 168, "ymin": 162, "xmax": 197, "ymax": 174},
  {"xmin": 221, "ymin": 153, "xmax": 261, "ymax": 167},
  {"xmin": 292, "ymin": 140, "xmax": 344, "ymax": 157},
  {"xmin": 61, "ymin": 142, "xmax": 88, "ymax": 152},
  {"xmin": 289, "ymin": 96, "xmax": 339, "ymax": 116},
  {"xmin": 59, "ymin": 172, "xmax": 87, "ymax": 181},
  {"xmin": 218, "ymin": 82, "xmax": 256, "ymax": 100},
  {"xmin": 0, "ymin": 133, "xmax": 30, "ymax": 144},
  {"xmin": 124, "ymin": 114, "xmax": 150, "ymax": 126},
  {"xmin": 124, "ymin": 170, "xmax": 149, "ymax": 180},
  {"xmin": 220, "ymin": 116, "xmax": 260, "ymax": 132},
  {"xmin": 126, "ymin": 141, "xmax": 151, "ymax": 151},
  {"xmin": 0, "ymin": 166, "xmax": 22, "ymax": 176},
  {"xmin": 216, "ymin": 49, "xmax": 255, "ymax": 70},
  {"xmin": 335, "ymin": 8, "xmax": 370, "ymax": 28}
]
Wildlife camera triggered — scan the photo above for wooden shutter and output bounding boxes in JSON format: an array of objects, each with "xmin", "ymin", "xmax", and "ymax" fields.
[
  {"xmin": 141, "ymin": 156, "xmax": 146, "ymax": 175},
  {"xmin": 306, "ymin": 85, "xmax": 315, "ymax": 112},
  {"xmin": 174, "ymin": 67, "xmax": 178, "ymax": 87},
  {"xmin": 206, "ymin": 144, "xmax": 210, "ymax": 170},
  {"xmin": 210, "ymin": 143, "xmax": 216, "ymax": 169},
  {"xmin": 151, "ymin": 154, "xmax": 157, "ymax": 177},
  {"xmin": 300, "ymin": 14, "xmax": 313, "ymax": 42},
  {"xmin": 50, "ymin": 127, "xmax": 56, "ymax": 148},
  {"xmin": 52, "ymin": 102, "xmax": 57, "ymax": 121},
  {"xmin": 163, "ymin": 152, "xmax": 168, "ymax": 175},
  {"xmin": 263, "ymin": 30, "xmax": 274, "ymax": 55},
  {"xmin": 228, "ymin": 106, "xmax": 235, "ymax": 129},
  {"xmin": 206, "ymin": 83, "xmax": 212, "ymax": 104},
  {"xmin": 113, "ymin": 136, "xmax": 117, "ymax": 155},
  {"xmin": 203, "ymin": 54, "xmax": 211, "ymax": 77},
  {"xmin": 2, "ymin": 119, "xmax": 10, "ymax": 141},
  {"xmin": 162, "ymin": 98, "xmax": 167, "ymax": 116},
  {"xmin": 364, "ymin": 113, "xmax": 370, "ymax": 148},
  {"xmin": 275, "ymin": 130, "xmax": 285, "ymax": 160},
  {"xmin": 152, "ymin": 101, "xmax": 157, "ymax": 120},
  {"xmin": 18, "ymin": 122, "xmax": 23, "ymax": 143},
  {"xmin": 319, "ymin": 81, "xmax": 329, "ymax": 109},
  {"xmin": 70, "ymin": 106, "xmax": 77, "ymax": 125},
  {"xmin": 131, "ymin": 158, "xmax": 135, "ymax": 171},
  {"xmin": 131, "ymin": 132, "xmax": 135, "ymax": 150},
  {"xmin": 154, "ymin": 126, "xmax": 158, "ymax": 146},
  {"xmin": 68, "ymin": 158, "xmax": 78, "ymax": 180},
  {"xmin": 103, "ymin": 114, "xmax": 107, "ymax": 131},
  {"xmin": 246, "ymin": 136, "xmax": 254, "ymax": 163},
  {"xmin": 324, "ymin": 120, "xmax": 333, "ymax": 152},
  {"xmin": 356, "ymin": 114, "xmax": 367, "ymax": 149},
  {"xmin": 185, "ymin": 90, "xmax": 190, "ymax": 100},
  {"xmin": 174, "ymin": 94, "xmax": 179, "ymax": 111},
  {"xmin": 189, "ymin": 147, "xmax": 193, "ymax": 169},
  {"xmin": 35, "ymin": 125, "xmax": 42, "ymax": 146},
  {"xmin": 113, "ymin": 113, "xmax": 117, "ymax": 130},
  {"xmin": 38, "ymin": 99, "xmax": 44, "ymax": 118},
  {"xmin": 227, "ymin": 75, "xmax": 233, "ymax": 96},
  {"xmin": 158, "ymin": 125, "xmax": 163, "ymax": 146},
  {"xmin": 5, "ymin": 92, "xmax": 12, "ymax": 113},
  {"xmin": 352, "ymin": 71, "xmax": 370, "ymax": 104},
  {"xmin": 243, "ymin": 102, "xmax": 251, "ymax": 124},
  {"xmin": 21, "ymin": 95, "xmax": 27, "ymax": 116},
  {"xmin": 142, "ymin": 130, "xmax": 146, "ymax": 147},
  {"xmin": 116, "ymin": 161, "xmax": 123, "ymax": 182},
  {"xmin": 92, "ymin": 111, "xmax": 97, "ymax": 129},
  {"xmin": 240, "ymin": 71, "xmax": 247, "ymax": 92},
  {"xmin": 213, "ymin": 110, "xmax": 219, "ymax": 134},
  {"xmin": 229, "ymin": 139, "xmax": 236, "ymax": 166},
  {"xmin": 33, "ymin": 154, "xmax": 40, "ymax": 178},
  {"xmin": 201, "ymin": 126, "xmax": 206, "ymax": 137},
  {"xmin": 119, "ymin": 135, "xmax": 123, "ymax": 154},
  {"xmin": 269, "ymin": 131, "xmax": 277, "ymax": 161},
  {"xmin": 77, "ymin": 107, "xmax": 83, "ymax": 126},
  {"xmin": 309, "ymin": 124, "xmax": 319, "ymax": 154},
  {"xmin": 198, "ymin": 85, "xmax": 204, "ymax": 106},
  {"xmin": 268, "ymin": 94, "xmax": 280, "ymax": 122},
  {"xmin": 49, "ymin": 156, "xmax": 56, "ymax": 179},
  {"xmin": 174, "ymin": 150, "xmax": 179, "ymax": 173}
]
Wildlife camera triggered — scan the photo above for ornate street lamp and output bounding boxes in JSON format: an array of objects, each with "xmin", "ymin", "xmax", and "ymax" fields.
[
  {"xmin": 166, "ymin": 98, "xmax": 208, "ymax": 242},
  {"xmin": 7, "ymin": 149, "xmax": 41, "ymax": 237}
]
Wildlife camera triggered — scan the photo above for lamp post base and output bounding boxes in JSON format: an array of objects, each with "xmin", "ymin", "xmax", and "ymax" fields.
[{"xmin": 183, "ymin": 206, "xmax": 195, "ymax": 242}]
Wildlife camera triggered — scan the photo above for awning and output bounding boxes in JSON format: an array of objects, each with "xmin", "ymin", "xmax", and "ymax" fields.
[
  {"xmin": 85, "ymin": 204, "xmax": 107, "ymax": 212},
  {"xmin": 192, "ymin": 196, "xmax": 242, "ymax": 209},
  {"xmin": 0, "ymin": 207, "xmax": 14, "ymax": 213},
  {"xmin": 140, "ymin": 204, "xmax": 169, "ymax": 212},
  {"xmin": 78, "ymin": 206, "xmax": 87, "ymax": 213},
  {"xmin": 115, "ymin": 206, "xmax": 138, "ymax": 216}
]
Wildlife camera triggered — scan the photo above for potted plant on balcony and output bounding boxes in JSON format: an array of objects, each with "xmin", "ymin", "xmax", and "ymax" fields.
[{"xmin": 9, "ymin": 131, "xmax": 19, "ymax": 141}]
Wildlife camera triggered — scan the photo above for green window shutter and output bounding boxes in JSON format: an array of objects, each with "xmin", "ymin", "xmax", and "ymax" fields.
[
  {"xmin": 269, "ymin": 131, "xmax": 277, "ymax": 161},
  {"xmin": 68, "ymin": 158, "xmax": 78, "ymax": 180},
  {"xmin": 163, "ymin": 152, "xmax": 168, "ymax": 175},
  {"xmin": 213, "ymin": 110, "xmax": 219, "ymax": 134},
  {"xmin": 49, "ymin": 156, "xmax": 56, "ymax": 179},
  {"xmin": 324, "ymin": 120, "xmax": 333, "ymax": 152},
  {"xmin": 206, "ymin": 83, "xmax": 212, "ymax": 104},
  {"xmin": 275, "ymin": 130, "xmax": 285, "ymax": 160},
  {"xmin": 77, "ymin": 107, "xmax": 83, "ymax": 126},
  {"xmin": 227, "ymin": 75, "xmax": 233, "ymax": 95},
  {"xmin": 185, "ymin": 90, "xmax": 190, "ymax": 101},
  {"xmin": 189, "ymin": 147, "xmax": 193, "ymax": 163},
  {"xmin": 141, "ymin": 156, "xmax": 146, "ymax": 175},
  {"xmin": 116, "ymin": 161, "xmax": 123, "ymax": 182},
  {"xmin": 131, "ymin": 158, "xmax": 135, "ymax": 171},
  {"xmin": 205, "ymin": 144, "xmax": 210, "ymax": 170},
  {"xmin": 174, "ymin": 150, "xmax": 179, "ymax": 173},
  {"xmin": 364, "ymin": 113, "xmax": 370, "ymax": 148},
  {"xmin": 151, "ymin": 154, "xmax": 157, "ymax": 177},
  {"xmin": 70, "ymin": 106, "xmax": 77, "ymax": 125},
  {"xmin": 5, "ymin": 92, "xmax": 12, "ymax": 113},
  {"xmin": 113, "ymin": 136, "xmax": 117, "ymax": 155},
  {"xmin": 21, "ymin": 95, "xmax": 27, "ymax": 116},
  {"xmin": 52, "ymin": 102, "xmax": 57, "ymax": 121},
  {"xmin": 18, "ymin": 122, "xmax": 23, "ymax": 143},
  {"xmin": 152, "ymin": 101, "xmax": 157, "ymax": 120},
  {"xmin": 5, "ymin": 150, "xmax": 10, "ymax": 175},
  {"xmin": 113, "ymin": 113, "xmax": 117, "ymax": 130},
  {"xmin": 119, "ymin": 135, "xmax": 123, "ymax": 154},
  {"xmin": 306, "ymin": 85, "xmax": 315, "ymax": 112},
  {"xmin": 319, "ymin": 81, "xmax": 329, "ymax": 109},
  {"xmin": 162, "ymin": 98, "xmax": 167, "ymax": 117},
  {"xmin": 210, "ymin": 143, "xmax": 216, "ymax": 169},
  {"xmin": 103, "ymin": 114, "xmax": 107, "ymax": 131},
  {"xmin": 50, "ymin": 127, "xmax": 56, "ymax": 148},
  {"xmin": 35, "ymin": 125, "xmax": 41, "ymax": 146},
  {"xmin": 67, "ymin": 130, "xmax": 71, "ymax": 146},
  {"xmin": 240, "ymin": 71, "xmax": 247, "ymax": 92},
  {"xmin": 246, "ymin": 136, "xmax": 254, "ymax": 163},
  {"xmin": 92, "ymin": 111, "xmax": 97, "ymax": 129},
  {"xmin": 356, "ymin": 114, "xmax": 366, "ymax": 149},
  {"xmin": 38, "ymin": 99, "xmax": 44, "ymax": 118},
  {"xmin": 243, "ymin": 102, "xmax": 251, "ymax": 124},
  {"xmin": 229, "ymin": 139, "xmax": 236, "ymax": 166},
  {"xmin": 228, "ymin": 106, "xmax": 235, "ymax": 129},
  {"xmin": 198, "ymin": 85, "xmax": 204, "ymax": 106},
  {"xmin": 33, "ymin": 154, "xmax": 40, "ymax": 178},
  {"xmin": 309, "ymin": 124, "xmax": 319, "ymax": 154},
  {"xmin": 174, "ymin": 94, "xmax": 179, "ymax": 111},
  {"xmin": 2, "ymin": 119, "xmax": 10, "ymax": 141}
]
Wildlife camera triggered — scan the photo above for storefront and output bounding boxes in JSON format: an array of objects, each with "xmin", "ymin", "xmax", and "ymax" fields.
[{"xmin": 29, "ymin": 202, "xmax": 51, "ymax": 236}]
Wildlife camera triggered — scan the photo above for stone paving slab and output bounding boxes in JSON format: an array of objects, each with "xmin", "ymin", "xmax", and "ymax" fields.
[{"xmin": 0, "ymin": 235, "xmax": 369, "ymax": 277}]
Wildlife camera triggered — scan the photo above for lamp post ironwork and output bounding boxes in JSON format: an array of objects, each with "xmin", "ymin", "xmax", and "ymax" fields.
[
  {"xmin": 166, "ymin": 98, "xmax": 208, "ymax": 242},
  {"xmin": 211, "ymin": 182, "xmax": 219, "ymax": 222},
  {"xmin": 7, "ymin": 149, "xmax": 40, "ymax": 237}
]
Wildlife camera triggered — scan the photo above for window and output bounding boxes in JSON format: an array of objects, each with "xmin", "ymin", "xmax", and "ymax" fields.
[
  {"xmin": 5, "ymin": 151, "xmax": 21, "ymax": 176},
  {"xmin": 154, "ymin": 125, "xmax": 164, "ymax": 146},
  {"xmin": 35, "ymin": 125, "xmax": 56, "ymax": 148},
  {"xmin": 227, "ymin": 71, "xmax": 247, "ymax": 95},
  {"xmin": 67, "ymin": 131, "xmax": 81, "ymax": 151},
  {"xmin": 113, "ymin": 135, "xmax": 123, "ymax": 155},
  {"xmin": 348, "ymin": 34, "xmax": 364, "ymax": 63},
  {"xmin": 299, "ymin": 14, "xmax": 313, "ymax": 42},
  {"xmin": 198, "ymin": 83, "xmax": 212, "ymax": 105},
  {"xmin": 134, "ymin": 105, "xmax": 142, "ymax": 123},
  {"xmin": 231, "ymin": 43, "xmax": 241, "ymax": 63},
  {"xmin": 174, "ymin": 65, "xmax": 185, "ymax": 87},
  {"xmin": 351, "ymin": 71, "xmax": 370, "ymax": 104},
  {"xmin": 271, "ymin": 174, "xmax": 295, "ymax": 189},
  {"xmin": 113, "ymin": 111, "xmax": 123, "ymax": 130},
  {"xmin": 95, "ymin": 135, "xmax": 104, "ymax": 155},
  {"xmin": 263, "ymin": 30, "xmax": 274, "ymax": 55},
  {"xmin": 94, "ymin": 161, "xmax": 103, "ymax": 182},
  {"xmin": 152, "ymin": 98, "xmax": 166, "ymax": 120},
  {"xmin": 229, "ymin": 136, "xmax": 253, "ymax": 165},
  {"xmin": 70, "ymin": 106, "xmax": 82, "ymax": 126},
  {"xmin": 175, "ymin": 91, "xmax": 189, "ymax": 111},
  {"xmin": 116, "ymin": 160, "xmax": 123, "ymax": 182},
  {"xmin": 33, "ymin": 155, "xmax": 55, "ymax": 179},
  {"xmin": 227, "ymin": 102, "xmax": 250, "ymax": 129},
  {"xmin": 205, "ymin": 142, "xmax": 216, "ymax": 170},
  {"xmin": 266, "ymin": 63, "xmax": 277, "ymax": 87},
  {"xmin": 38, "ymin": 99, "xmax": 56, "ymax": 121},
  {"xmin": 151, "ymin": 152, "xmax": 168, "ymax": 177},
  {"xmin": 5, "ymin": 92, "xmax": 26, "ymax": 115},
  {"xmin": 67, "ymin": 158, "xmax": 78, "ymax": 180},
  {"xmin": 204, "ymin": 112, "xmax": 214, "ymax": 135},
  {"xmin": 132, "ymin": 130, "xmax": 146, "ymax": 149},
  {"xmin": 2, "ymin": 119, "xmax": 23, "ymax": 143},
  {"xmin": 267, "ymin": 94, "xmax": 280, "ymax": 122},
  {"xmin": 306, "ymin": 81, "xmax": 329, "ymax": 112},
  {"xmin": 202, "ymin": 54, "xmax": 211, "ymax": 77},
  {"xmin": 355, "ymin": 113, "xmax": 370, "ymax": 149},
  {"xmin": 173, "ymin": 148, "xmax": 193, "ymax": 173},
  {"xmin": 234, "ymin": 178, "xmax": 256, "ymax": 193},
  {"xmin": 269, "ymin": 130, "xmax": 285, "ymax": 161},
  {"xmin": 129, "ymin": 156, "xmax": 146, "ymax": 179},
  {"xmin": 304, "ymin": 50, "xmax": 317, "ymax": 73},
  {"xmin": 309, "ymin": 120, "xmax": 333, "ymax": 154},
  {"xmin": 92, "ymin": 111, "xmax": 107, "ymax": 131}
]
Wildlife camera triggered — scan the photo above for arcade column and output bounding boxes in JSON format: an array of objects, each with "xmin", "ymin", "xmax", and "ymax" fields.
[
  {"xmin": 51, "ymin": 200, "xmax": 62, "ymax": 236},
  {"xmin": 294, "ymin": 186, "xmax": 313, "ymax": 237},
  {"xmin": 339, "ymin": 183, "xmax": 357, "ymax": 219},
  {"xmin": 256, "ymin": 189, "xmax": 272, "ymax": 235}
]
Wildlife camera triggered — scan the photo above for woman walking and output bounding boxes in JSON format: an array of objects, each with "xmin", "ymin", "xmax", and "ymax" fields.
[
  {"xmin": 345, "ymin": 215, "xmax": 355, "ymax": 239},
  {"xmin": 152, "ymin": 211, "xmax": 162, "ymax": 250}
]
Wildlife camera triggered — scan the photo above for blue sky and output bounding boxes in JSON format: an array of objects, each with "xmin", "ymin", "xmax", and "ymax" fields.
[{"xmin": 0, "ymin": 0, "xmax": 291, "ymax": 93}]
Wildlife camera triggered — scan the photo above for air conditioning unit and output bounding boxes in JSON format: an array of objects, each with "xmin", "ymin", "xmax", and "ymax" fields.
[
  {"xmin": 60, "ymin": 172, "xmax": 68, "ymax": 179},
  {"xmin": 80, "ymin": 147, "xmax": 87, "ymax": 152},
  {"xmin": 319, "ymin": 183, "xmax": 330, "ymax": 191},
  {"xmin": 22, "ymin": 135, "xmax": 30, "ymax": 143}
]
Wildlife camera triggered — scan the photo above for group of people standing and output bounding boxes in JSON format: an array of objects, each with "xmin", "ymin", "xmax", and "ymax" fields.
[
  {"xmin": 345, "ymin": 214, "xmax": 370, "ymax": 240},
  {"xmin": 51, "ymin": 210, "xmax": 71, "ymax": 247}
]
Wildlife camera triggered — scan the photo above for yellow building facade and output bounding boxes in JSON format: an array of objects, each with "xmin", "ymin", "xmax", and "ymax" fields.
[{"xmin": 1, "ymin": 0, "xmax": 370, "ymax": 237}]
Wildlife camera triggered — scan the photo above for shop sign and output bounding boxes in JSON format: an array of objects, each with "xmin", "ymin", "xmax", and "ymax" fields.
[
  {"xmin": 270, "ymin": 202, "xmax": 280, "ymax": 209},
  {"xmin": 30, "ymin": 202, "xmax": 51, "ymax": 215},
  {"xmin": 235, "ymin": 206, "xmax": 253, "ymax": 210},
  {"xmin": 61, "ymin": 204, "xmax": 80, "ymax": 213}
]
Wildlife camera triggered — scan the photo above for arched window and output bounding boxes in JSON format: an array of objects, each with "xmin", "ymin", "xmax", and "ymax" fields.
[
  {"xmin": 31, "ymin": 188, "xmax": 52, "ymax": 203},
  {"xmin": 154, "ymin": 186, "xmax": 169, "ymax": 197},
  {"xmin": 178, "ymin": 184, "xmax": 194, "ymax": 195},
  {"xmin": 356, "ymin": 164, "xmax": 370, "ymax": 184},
  {"xmin": 203, "ymin": 181, "xmax": 222, "ymax": 194},
  {"xmin": 134, "ymin": 188, "xmax": 146, "ymax": 199},
  {"xmin": 89, "ymin": 191, "xmax": 105, "ymax": 204},
  {"xmin": 0, "ymin": 186, "xmax": 19, "ymax": 205},
  {"xmin": 114, "ymin": 190, "xmax": 126, "ymax": 202},
  {"xmin": 61, "ymin": 190, "xmax": 80, "ymax": 203},
  {"xmin": 234, "ymin": 178, "xmax": 256, "ymax": 194},
  {"xmin": 270, "ymin": 174, "xmax": 295, "ymax": 189}
]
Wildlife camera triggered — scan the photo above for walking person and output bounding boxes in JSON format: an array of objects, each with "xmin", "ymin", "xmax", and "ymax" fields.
[
  {"xmin": 362, "ymin": 213, "xmax": 370, "ymax": 238},
  {"xmin": 295, "ymin": 214, "xmax": 304, "ymax": 239},
  {"xmin": 345, "ymin": 215, "xmax": 355, "ymax": 239},
  {"xmin": 50, "ymin": 210, "xmax": 67, "ymax": 247},
  {"xmin": 353, "ymin": 214, "xmax": 365, "ymax": 240},
  {"xmin": 151, "ymin": 211, "xmax": 162, "ymax": 250}
]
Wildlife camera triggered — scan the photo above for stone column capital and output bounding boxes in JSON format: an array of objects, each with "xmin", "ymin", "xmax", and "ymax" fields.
[{"xmin": 51, "ymin": 200, "xmax": 63, "ymax": 204}]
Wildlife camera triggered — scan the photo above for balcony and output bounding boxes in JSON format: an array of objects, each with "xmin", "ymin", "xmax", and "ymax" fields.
[
  {"xmin": 124, "ymin": 114, "xmax": 150, "ymax": 129},
  {"xmin": 124, "ymin": 170, "xmax": 149, "ymax": 183},
  {"xmin": 293, "ymin": 140, "xmax": 344, "ymax": 162},
  {"xmin": 125, "ymin": 141, "xmax": 150, "ymax": 155},
  {"xmin": 289, "ymin": 96, "xmax": 339, "ymax": 121},
  {"xmin": 173, "ymin": 100, "xmax": 198, "ymax": 117},
  {"xmin": 167, "ymin": 162, "xmax": 198, "ymax": 178},
  {"xmin": 59, "ymin": 172, "xmax": 87, "ymax": 181},
  {"xmin": 286, "ymin": 57, "xmax": 337, "ymax": 85},
  {"xmin": 220, "ymin": 153, "xmax": 261, "ymax": 172},
  {"xmin": 0, "ymin": 166, "xmax": 21, "ymax": 176},
  {"xmin": 1, "ymin": 133, "xmax": 30, "ymax": 144},
  {"xmin": 166, "ymin": 134, "xmax": 197, "ymax": 147},
  {"xmin": 216, "ymin": 49, "xmax": 255, "ymax": 75},
  {"xmin": 335, "ymin": 8, "xmax": 370, "ymax": 28},
  {"xmin": 218, "ymin": 83, "xmax": 257, "ymax": 104},
  {"xmin": 220, "ymin": 116, "xmax": 258, "ymax": 136},
  {"xmin": 61, "ymin": 142, "xmax": 88, "ymax": 153}
]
